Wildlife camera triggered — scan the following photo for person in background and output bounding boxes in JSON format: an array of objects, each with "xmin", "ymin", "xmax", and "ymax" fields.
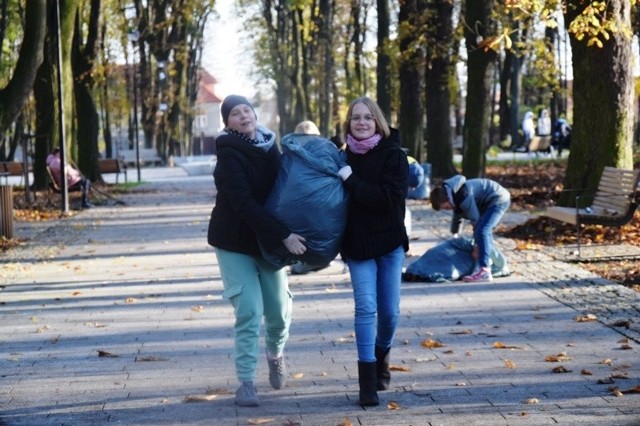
[
  {"xmin": 429, "ymin": 175, "xmax": 511, "ymax": 283},
  {"xmin": 536, "ymin": 109, "xmax": 551, "ymax": 137},
  {"xmin": 46, "ymin": 148, "xmax": 91, "ymax": 208},
  {"xmin": 337, "ymin": 96, "xmax": 409, "ymax": 407},
  {"xmin": 207, "ymin": 95, "xmax": 307, "ymax": 407},
  {"xmin": 518, "ymin": 111, "xmax": 535, "ymax": 152},
  {"xmin": 406, "ymin": 155, "xmax": 428, "ymax": 200},
  {"xmin": 293, "ymin": 120, "xmax": 320, "ymax": 135},
  {"xmin": 552, "ymin": 118, "xmax": 572, "ymax": 157}
]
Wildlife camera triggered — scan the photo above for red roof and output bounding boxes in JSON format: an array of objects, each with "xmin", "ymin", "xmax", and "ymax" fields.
[{"xmin": 196, "ymin": 69, "xmax": 222, "ymax": 104}]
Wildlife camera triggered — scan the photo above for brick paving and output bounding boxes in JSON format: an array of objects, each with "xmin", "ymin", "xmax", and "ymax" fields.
[{"xmin": 0, "ymin": 168, "xmax": 638, "ymax": 426}]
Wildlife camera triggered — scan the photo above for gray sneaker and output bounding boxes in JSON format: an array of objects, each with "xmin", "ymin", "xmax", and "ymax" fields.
[
  {"xmin": 235, "ymin": 381, "xmax": 259, "ymax": 407},
  {"xmin": 267, "ymin": 354, "xmax": 287, "ymax": 390}
]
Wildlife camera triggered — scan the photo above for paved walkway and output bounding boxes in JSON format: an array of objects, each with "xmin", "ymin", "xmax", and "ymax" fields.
[{"xmin": 1, "ymin": 167, "xmax": 639, "ymax": 426}]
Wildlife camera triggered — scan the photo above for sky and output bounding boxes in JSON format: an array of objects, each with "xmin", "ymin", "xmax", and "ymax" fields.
[{"xmin": 200, "ymin": 2, "xmax": 253, "ymax": 98}]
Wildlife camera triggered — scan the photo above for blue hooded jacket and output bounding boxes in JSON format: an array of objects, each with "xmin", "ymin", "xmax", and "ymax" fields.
[{"xmin": 443, "ymin": 175, "xmax": 511, "ymax": 234}]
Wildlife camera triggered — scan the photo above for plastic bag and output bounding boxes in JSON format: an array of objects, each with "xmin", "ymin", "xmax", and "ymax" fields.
[
  {"xmin": 404, "ymin": 237, "xmax": 509, "ymax": 282},
  {"xmin": 261, "ymin": 134, "xmax": 349, "ymax": 268}
]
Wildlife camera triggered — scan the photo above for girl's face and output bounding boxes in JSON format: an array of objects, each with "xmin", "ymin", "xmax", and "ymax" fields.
[
  {"xmin": 227, "ymin": 104, "xmax": 256, "ymax": 138},
  {"xmin": 349, "ymin": 102, "xmax": 376, "ymax": 140}
]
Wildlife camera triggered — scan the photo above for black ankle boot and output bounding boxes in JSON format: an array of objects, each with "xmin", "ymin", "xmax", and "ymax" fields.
[
  {"xmin": 357, "ymin": 361, "xmax": 379, "ymax": 406},
  {"xmin": 375, "ymin": 346, "xmax": 391, "ymax": 390}
]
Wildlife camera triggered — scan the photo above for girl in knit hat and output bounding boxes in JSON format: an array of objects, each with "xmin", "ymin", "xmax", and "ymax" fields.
[{"xmin": 207, "ymin": 94, "xmax": 307, "ymax": 407}]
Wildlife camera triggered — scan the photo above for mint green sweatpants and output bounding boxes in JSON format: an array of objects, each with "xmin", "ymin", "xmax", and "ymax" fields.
[{"xmin": 215, "ymin": 248, "xmax": 292, "ymax": 382}]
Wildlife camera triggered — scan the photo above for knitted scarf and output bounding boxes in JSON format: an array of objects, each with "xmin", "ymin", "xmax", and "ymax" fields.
[
  {"xmin": 346, "ymin": 133, "xmax": 382, "ymax": 154},
  {"xmin": 225, "ymin": 125, "xmax": 275, "ymax": 152}
]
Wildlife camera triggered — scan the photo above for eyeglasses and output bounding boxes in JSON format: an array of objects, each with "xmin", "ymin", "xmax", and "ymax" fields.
[{"xmin": 349, "ymin": 114, "xmax": 375, "ymax": 123}]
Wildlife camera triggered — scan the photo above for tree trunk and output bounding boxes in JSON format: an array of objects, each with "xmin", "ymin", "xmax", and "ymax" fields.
[
  {"xmin": 398, "ymin": 0, "xmax": 424, "ymax": 158},
  {"xmin": 376, "ymin": 0, "xmax": 391, "ymax": 117},
  {"xmin": 32, "ymin": 1, "xmax": 58, "ymax": 191},
  {"xmin": 461, "ymin": 0, "xmax": 496, "ymax": 178},
  {"xmin": 0, "ymin": 0, "xmax": 46, "ymax": 139},
  {"xmin": 72, "ymin": 0, "xmax": 102, "ymax": 181},
  {"xmin": 560, "ymin": 0, "xmax": 634, "ymax": 206},
  {"xmin": 425, "ymin": 0, "xmax": 456, "ymax": 178}
]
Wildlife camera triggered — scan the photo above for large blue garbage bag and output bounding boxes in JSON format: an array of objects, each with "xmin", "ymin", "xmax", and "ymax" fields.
[
  {"xmin": 404, "ymin": 237, "xmax": 509, "ymax": 282},
  {"xmin": 261, "ymin": 134, "xmax": 349, "ymax": 268}
]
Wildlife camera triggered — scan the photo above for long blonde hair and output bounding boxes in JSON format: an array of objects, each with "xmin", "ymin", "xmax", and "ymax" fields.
[{"xmin": 342, "ymin": 96, "xmax": 391, "ymax": 141}]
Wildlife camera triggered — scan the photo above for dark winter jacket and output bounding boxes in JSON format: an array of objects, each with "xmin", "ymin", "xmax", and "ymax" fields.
[
  {"xmin": 340, "ymin": 128, "xmax": 409, "ymax": 260},
  {"xmin": 207, "ymin": 129, "xmax": 290, "ymax": 257}
]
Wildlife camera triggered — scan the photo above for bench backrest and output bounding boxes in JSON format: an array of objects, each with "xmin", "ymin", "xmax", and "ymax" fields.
[
  {"xmin": 592, "ymin": 167, "xmax": 640, "ymax": 214},
  {"xmin": 98, "ymin": 158, "xmax": 122, "ymax": 173},
  {"xmin": 2, "ymin": 162, "xmax": 25, "ymax": 176}
]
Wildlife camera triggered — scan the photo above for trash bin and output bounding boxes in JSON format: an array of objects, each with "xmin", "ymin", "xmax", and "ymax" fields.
[{"xmin": 0, "ymin": 185, "xmax": 14, "ymax": 238}]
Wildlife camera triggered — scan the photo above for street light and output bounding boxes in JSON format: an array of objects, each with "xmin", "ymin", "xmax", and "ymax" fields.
[{"xmin": 127, "ymin": 29, "xmax": 141, "ymax": 182}]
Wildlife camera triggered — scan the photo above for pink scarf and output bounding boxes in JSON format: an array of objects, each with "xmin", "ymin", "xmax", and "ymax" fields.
[{"xmin": 346, "ymin": 133, "xmax": 382, "ymax": 154}]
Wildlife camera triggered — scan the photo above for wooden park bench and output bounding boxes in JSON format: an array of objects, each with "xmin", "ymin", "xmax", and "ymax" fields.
[
  {"xmin": 119, "ymin": 148, "xmax": 163, "ymax": 166},
  {"xmin": 99, "ymin": 158, "xmax": 127, "ymax": 184},
  {"xmin": 542, "ymin": 166, "xmax": 640, "ymax": 259},
  {"xmin": 1, "ymin": 161, "xmax": 26, "ymax": 185}
]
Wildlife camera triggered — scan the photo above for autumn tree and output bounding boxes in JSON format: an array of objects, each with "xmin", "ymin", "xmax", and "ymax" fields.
[
  {"xmin": 424, "ymin": 0, "xmax": 457, "ymax": 178},
  {"xmin": 559, "ymin": 0, "xmax": 635, "ymax": 205},
  {"xmin": 0, "ymin": 1, "xmax": 46, "ymax": 144}
]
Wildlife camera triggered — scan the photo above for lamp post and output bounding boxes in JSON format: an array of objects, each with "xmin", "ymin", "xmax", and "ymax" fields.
[{"xmin": 128, "ymin": 30, "xmax": 141, "ymax": 182}]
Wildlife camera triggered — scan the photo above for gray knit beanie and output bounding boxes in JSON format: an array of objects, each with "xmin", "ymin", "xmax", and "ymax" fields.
[{"xmin": 221, "ymin": 95, "xmax": 254, "ymax": 126}]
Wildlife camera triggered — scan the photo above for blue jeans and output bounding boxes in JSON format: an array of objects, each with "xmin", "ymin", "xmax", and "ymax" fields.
[
  {"xmin": 474, "ymin": 201, "xmax": 510, "ymax": 268},
  {"xmin": 346, "ymin": 245, "xmax": 404, "ymax": 362}
]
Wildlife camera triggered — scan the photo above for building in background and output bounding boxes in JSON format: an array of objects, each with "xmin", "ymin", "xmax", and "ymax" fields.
[{"xmin": 192, "ymin": 69, "xmax": 223, "ymax": 155}]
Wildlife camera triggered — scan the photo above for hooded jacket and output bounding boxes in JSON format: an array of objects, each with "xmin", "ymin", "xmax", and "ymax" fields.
[
  {"xmin": 443, "ymin": 175, "xmax": 511, "ymax": 235},
  {"xmin": 340, "ymin": 128, "xmax": 409, "ymax": 260},
  {"xmin": 207, "ymin": 126, "xmax": 290, "ymax": 257}
]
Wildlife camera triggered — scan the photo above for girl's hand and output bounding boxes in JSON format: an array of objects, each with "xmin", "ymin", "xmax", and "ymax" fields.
[{"xmin": 282, "ymin": 233, "xmax": 307, "ymax": 255}]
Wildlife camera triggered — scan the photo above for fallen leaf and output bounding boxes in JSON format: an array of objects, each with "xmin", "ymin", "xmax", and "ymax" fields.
[
  {"xmin": 389, "ymin": 364, "xmax": 411, "ymax": 372},
  {"xmin": 544, "ymin": 352, "xmax": 572, "ymax": 362},
  {"xmin": 597, "ymin": 378, "xmax": 615, "ymax": 384},
  {"xmin": 493, "ymin": 341, "xmax": 521, "ymax": 349},
  {"xmin": 449, "ymin": 329, "xmax": 472, "ymax": 335},
  {"xmin": 581, "ymin": 369, "xmax": 593, "ymax": 375},
  {"xmin": 610, "ymin": 372, "xmax": 629, "ymax": 379},
  {"xmin": 36, "ymin": 325, "xmax": 51, "ymax": 333},
  {"xmin": 599, "ymin": 358, "xmax": 613, "ymax": 365},
  {"xmin": 191, "ymin": 305, "xmax": 204, "ymax": 312},
  {"xmin": 619, "ymin": 385, "xmax": 640, "ymax": 394},
  {"xmin": 125, "ymin": 297, "xmax": 138, "ymax": 304},
  {"xmin": 575, "ymin": 314, "xmax": 598, "ymax": 322},
  {"xmin": 247, "ymin": 419, "xmax": 274, "ymax": 425},
  {"xmin": 387, "ymin": 401, "xmax": 401, "ymax": 410},
  {"xmin": 456, "ymin": 382, "xmax": 467, "ymax": 386},
  {"xmin": 610, "ymin": 388, "xmax": 624, "ymax": 397},
  {"xmin": 552, "ymin": 365, "xmax": 571, "ymax": 373},
  {"xmin": 523, "ymin": 398, "xmax": 539, "ymax": 404},
  {"xmin": 183, "ymin": 394, "xmax": 217, "ymax": 402},
  {"xmin": 97, "ymin": 350, "xmax": 118, "ymax": 357},
  {"xmin": 620, "ymin": 344, "xmax": 633, "ymax": 350},
  {"xmin": 421, "ymin": 339, "xmax": 445, "ymax": 348},
  {"xmin": 504, "ymin": 359, "xmax": 516, "ymax": 369},
  {"xmin": 291, "ymin": 372, "xmax": 304, "ymax": 379},
  {"xmin": 337, "ymin": 418, "xmax": 353, "ymax": 426}
]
